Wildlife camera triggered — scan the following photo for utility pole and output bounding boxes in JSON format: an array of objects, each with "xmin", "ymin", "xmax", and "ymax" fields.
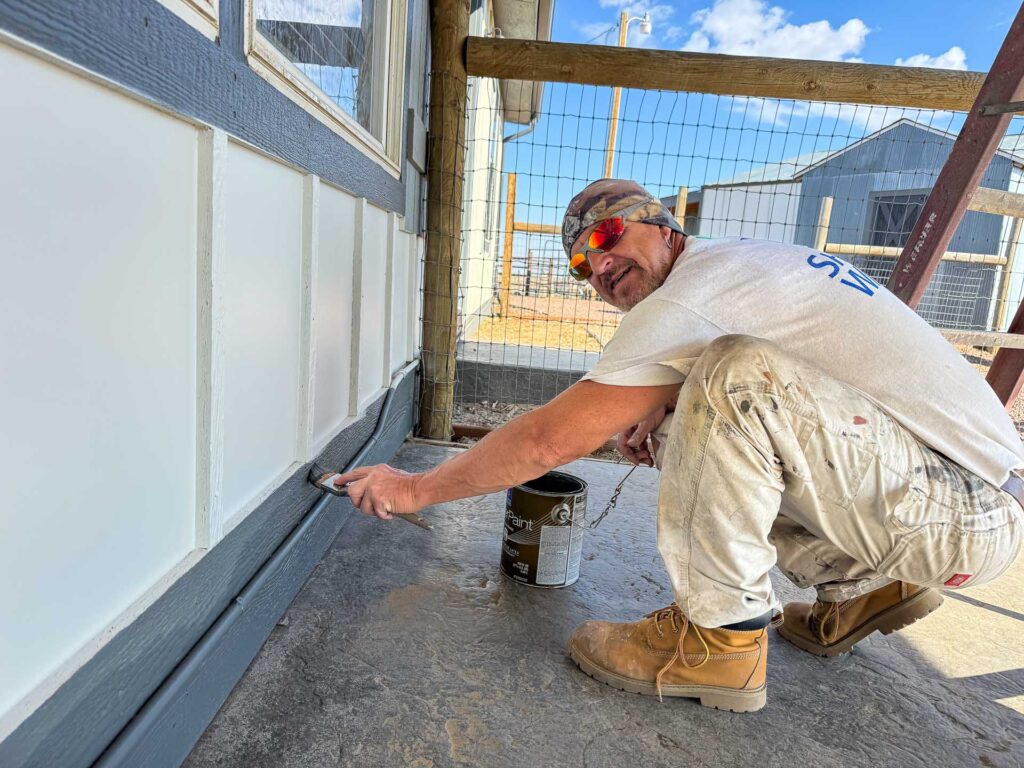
[{"xmin": 603, "ymin": 12, "xmax": 651, "ymax": 178}]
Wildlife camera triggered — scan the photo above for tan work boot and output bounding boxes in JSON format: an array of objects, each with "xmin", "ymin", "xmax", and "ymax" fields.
[
  {"xmin": 777, "ymin": 581, "xmax": 943, "ymax": 657},
  {"xmin": 568, "ymin": 604, "xmax": 769, "ymax": 712}
]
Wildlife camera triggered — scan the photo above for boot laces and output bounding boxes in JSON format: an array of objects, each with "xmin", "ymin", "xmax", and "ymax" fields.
[
  {"xmin": 813, "ymin": 600, "xmax": 844, "ymax": 645},
  {"xmin": 644, "ymin": 604, "xmax": 710, "ymax": 702}
]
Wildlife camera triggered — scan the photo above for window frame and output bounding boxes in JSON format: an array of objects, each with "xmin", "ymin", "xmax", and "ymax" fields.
[
  {"xmin": 244, "ymin": 0, "xmax": 407, "ymax": 177},
  {"xmin": 865, "ymin": 188, "xmax": 931, "ymax": 249},
  {"xmin": 157, "ymin": 0, "xmax": 219, "ymax": 40}
]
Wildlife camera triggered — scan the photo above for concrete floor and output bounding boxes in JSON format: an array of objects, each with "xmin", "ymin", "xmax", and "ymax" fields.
[{"xmin": 185, "ymin": 443, "xmax": 1024, "ymax": 768}]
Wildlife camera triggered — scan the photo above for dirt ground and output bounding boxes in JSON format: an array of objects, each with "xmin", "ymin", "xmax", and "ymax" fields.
[
  {"xmin": 468, "ymin": 296, "xmax": 621, "ymax": 353},
  {"xmin": 456, "ymin": 342, "xmax": 1024, "ymax": 440}
]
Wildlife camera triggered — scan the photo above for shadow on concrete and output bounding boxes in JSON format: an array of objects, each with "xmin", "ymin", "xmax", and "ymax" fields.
[{"xmin": 184, "ymin": 443, "xmax": 1024, "ymax": 768}]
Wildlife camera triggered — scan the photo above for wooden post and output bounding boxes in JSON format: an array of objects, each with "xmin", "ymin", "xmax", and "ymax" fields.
[
  {"xmin": 814, "ymin": 196, "xmax": 834, "ymax": 251},
  {"xmin": 603, "ymin": 11, "xmax": 629, "ymax": 178},
  {"xmin": 499, "ymin": 172, "xmax": 517, "ymax": 317},
  {"xmin": 674, "ymin": 186, "xmax": 688, "ymax": 229},
  {"xmin": 888, "ymin": 3, "xmax": 1024, "ymax": 308},
  {"xmin": 418, "ymin": 0, "xmax": 470, "ymax": 440},
  {"xmin": 525, "ymin": 248, "xmax": 533, "ymax": 296},
  {"xmin": 996, "ymin": 217, "xmax": 1023, "ymax": 331}
]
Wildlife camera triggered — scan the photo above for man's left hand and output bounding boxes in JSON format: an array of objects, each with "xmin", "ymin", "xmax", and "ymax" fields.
[{"xmin": 332, "ymin": 464, "xmax": 424, "ymax": 520}]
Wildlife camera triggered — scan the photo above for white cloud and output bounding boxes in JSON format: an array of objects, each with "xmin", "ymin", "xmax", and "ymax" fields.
[
  {"xmin": 663, "ymin": 25, "xmax": 684, "ymax": 42},
  {"xmin": 895, "ymin": 46, "xmax": 968, "ymax": 70},
  {"xmin": 681, "ymin": 0, "xmax": 868, "ymax": 61},
  {"xmin": 731, "ymin": 95, "xmax": 956, "ymax": 139}
]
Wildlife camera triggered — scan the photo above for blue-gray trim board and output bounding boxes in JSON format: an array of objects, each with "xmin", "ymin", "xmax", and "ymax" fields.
[
  {"xmin": 0, "ymin": 0, "xmax": 409, "ymax": 213},
  {"xmin": 0, "ymin": 364, "xmax": 419, "ymax": 768}
]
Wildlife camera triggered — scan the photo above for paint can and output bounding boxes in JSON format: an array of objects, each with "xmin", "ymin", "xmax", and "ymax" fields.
[{"xmin": 500, "ymin": 471, "xmax": 588, "ymax": 588}]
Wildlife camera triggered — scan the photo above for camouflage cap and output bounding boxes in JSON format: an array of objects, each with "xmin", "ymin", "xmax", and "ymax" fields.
[{"xmin": 561, "ymin": 178, "xmax": 684, "ymax": 256}]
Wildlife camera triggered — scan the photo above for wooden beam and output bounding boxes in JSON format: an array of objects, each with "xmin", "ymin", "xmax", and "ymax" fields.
[
  {"xmin": 987, "ymin": 298, "xmax": 1024, "ymax": 405},
  {"xmin": 888, "ymin": 4, "xmax": 1024, "ymax": 307},
  {"xmin": 941, "ymin": 329, "xmax": 1024, "ymax": 349},
  {"xmin": 513, "ymin": 220, "xmax": 558, "ymax": 235},
  {"xmin": 418, "ymin": 0, "xmax": 470, "ymax": 440},
  {"xmin": 674, "ymin": 186, "xmax": 688, "ymax": 229},
  {"xmin": 969, "ymin": 186, "xmax": 1024, "ymax": 218},
  {"xmin": 500, "ymin": 173, "xmax": 517, "ymax": 316},
  {"xmin": 825, "ymin": 243, "xmax": 1007, "ymax": 266},
  {"xmin": 814, "ymin": 196, "xmax": 833, "ymax": 251},
  {"xmin": 466, "ymin": 37, "xmax": 986, "ymax": 111}
]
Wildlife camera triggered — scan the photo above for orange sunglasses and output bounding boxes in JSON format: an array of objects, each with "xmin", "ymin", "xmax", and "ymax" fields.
[{"xmin": 567, "ymin": 216, "xmax": 627, "ymax": 281}]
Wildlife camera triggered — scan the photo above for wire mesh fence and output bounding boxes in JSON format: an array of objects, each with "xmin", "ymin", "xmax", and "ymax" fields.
[{"xmin": 450, "ymin": 76, "xmax": 1024, "ymax": 433}]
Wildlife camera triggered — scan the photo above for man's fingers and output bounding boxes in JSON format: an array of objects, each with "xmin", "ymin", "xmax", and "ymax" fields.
[{"xmin": 333, "ymin": 467, "xmax": 369, "ymax": 487}]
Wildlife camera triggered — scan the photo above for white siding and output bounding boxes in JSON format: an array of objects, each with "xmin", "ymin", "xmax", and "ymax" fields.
[
  {"xmin": 0, "ymin": 40, "xmax": 423, "ymax": 735},
  {"xmin": 356, "ymin": 203, "xmax": 390, "ymax": 411},
  {"xmin": 389, "ymin": 227, "xmax": 412, "ymax": 374},
  {"xmin": 460, "ymin": 74, "xmax": 503, "ymax": 335},
  {"xmin": 219, "ymin": 144, "xmax": 305, "ymax": 528},
  {"xmin": 698, "ymin": 181, "xmax": 803, "ymax": 243},
  {"xmin": 312, "ymin": 182, "xmax": 357, "ymax": 452},
  {"xmin": 0, "ymin": 42, "xmax": 198, "ymax": 722}
]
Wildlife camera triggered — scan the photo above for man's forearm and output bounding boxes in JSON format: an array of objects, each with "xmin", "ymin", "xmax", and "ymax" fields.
[
  {"xmin": 414, "ymin": 410, "xmax": 568, "ymax": 507},
  {"xmin": 411, "ymin": 380, "xmax": 682, "ymax": 510}
]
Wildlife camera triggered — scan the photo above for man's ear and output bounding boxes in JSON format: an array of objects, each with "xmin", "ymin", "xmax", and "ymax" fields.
[{"xmin": 660, "ymin": 225, "xmax": 673, "ymax": 244}]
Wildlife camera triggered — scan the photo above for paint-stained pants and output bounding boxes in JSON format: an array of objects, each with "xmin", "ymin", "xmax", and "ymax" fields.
[{"xmin": 656, "ymin": 335, "xmax": 1024, "ymax": 627}]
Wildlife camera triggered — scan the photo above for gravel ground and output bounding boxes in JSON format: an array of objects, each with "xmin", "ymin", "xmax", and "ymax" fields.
[{"xmin": 455, "ymin": 342, "xmax": 1024, "ymax": 445}]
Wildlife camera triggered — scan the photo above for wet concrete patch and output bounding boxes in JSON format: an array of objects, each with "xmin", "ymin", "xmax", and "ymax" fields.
[{"xmin": 185, "ymin": 443, "xmax": 1024, "ymax": 768}]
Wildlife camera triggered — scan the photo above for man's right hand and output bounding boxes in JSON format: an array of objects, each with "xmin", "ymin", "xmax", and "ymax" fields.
[{"xmin": 617, "ymin": 405, "xmax": 668, "ymax": 467}]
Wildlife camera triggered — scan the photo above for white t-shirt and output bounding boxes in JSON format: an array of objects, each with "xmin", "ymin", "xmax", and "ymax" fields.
[{"xmin": 582, "ymin": 237, "xmax": 1024, "ymax": 486}]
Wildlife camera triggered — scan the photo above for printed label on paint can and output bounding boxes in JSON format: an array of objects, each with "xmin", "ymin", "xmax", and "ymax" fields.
[
  {"xmin": 536, "ymin": 525, "xmax": 572, "ymax": 585},
  {"xmin": 500, "ymin": 471, "xmax": 588, "ymax": 589}
]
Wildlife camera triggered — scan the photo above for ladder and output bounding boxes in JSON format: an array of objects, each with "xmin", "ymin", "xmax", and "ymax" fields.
[{"xmin": 886, "ymin": 2, "xmax": 1024, "ymax": 406}]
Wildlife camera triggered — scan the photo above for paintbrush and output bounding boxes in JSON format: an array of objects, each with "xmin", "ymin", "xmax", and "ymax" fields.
[{"xmin": 308, "ymin": 464, "xmax": 433, "ymax": 531}]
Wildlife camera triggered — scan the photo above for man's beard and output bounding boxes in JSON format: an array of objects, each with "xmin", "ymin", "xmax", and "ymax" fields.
[{"xmin": 613, "ymin": 267, "xmax": 663, "ymax": 311}]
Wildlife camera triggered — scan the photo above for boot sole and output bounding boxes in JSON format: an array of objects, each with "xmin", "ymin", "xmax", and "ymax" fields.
[
  {"xmin": 568, "ymin": 640, "xmax": 766, "ymax": 713},
  {"xmin": 777, "ymin": 587, "xmax": 944, "ymax": 658}
]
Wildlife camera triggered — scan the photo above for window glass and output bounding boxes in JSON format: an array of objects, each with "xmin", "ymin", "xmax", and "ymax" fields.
[
  {"xmin": 868, "ymin": 192, "xmax": 928, "ymax": 248},
  {"xmin": 255, "ymin": 0, "xmax": 383, "ymax": 139}
]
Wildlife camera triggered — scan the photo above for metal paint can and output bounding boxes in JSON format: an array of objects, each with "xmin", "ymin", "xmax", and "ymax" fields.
[{"xmin": 500, "ymin": 471, "xmax": 588, "ymax": 588}]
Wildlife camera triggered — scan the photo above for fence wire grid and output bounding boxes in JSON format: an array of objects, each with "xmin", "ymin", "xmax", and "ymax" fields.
[{"xmin": 447, "ymin": 77, "xmax": 1024, "ymax": 434}]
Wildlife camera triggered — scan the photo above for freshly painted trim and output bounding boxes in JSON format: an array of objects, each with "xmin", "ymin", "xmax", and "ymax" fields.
[
  {"xmin": 0, "ymin": 362, "xmax": 418, "ymax": 768},
  {"xmin": 0, "ymin": 548, "xmax": 204, "ymax": 746},
  {"xmin": 92, "ymin": 361, "xmax": 419, "ymax": 768},
  {"xmin": 246, "ymin": 34, "xmax": 402, "ymax": 178},
  {"xmin": 154, "ymin": 0, "xmax": 217, "ymax": 40},
  {"xmin": 195, "ymin": 128, "xmax": 228, "ymax": 549},
  {"xmin": 243, "ymin": 0, "xmax": 406, "ymax": 177},
  {"xmin": 349, "ymin": 198, "xmax": 367, "ymax": 417},
  {"xmin": 383, "ymin": 212, "xmax": 398, "ymax": 386},
  {"xmin": 298, "ymin": 175, "xmax": 321, "ymax": 462}
]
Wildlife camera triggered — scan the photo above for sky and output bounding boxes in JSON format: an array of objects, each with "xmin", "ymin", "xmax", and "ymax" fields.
[
  {"xmin": 552, "ymin": 0, "xmax": 1018, "ymax": 70},
  {"xmin": 497, "ymin": 0, "xmax": 1024, "ymax": 229}
]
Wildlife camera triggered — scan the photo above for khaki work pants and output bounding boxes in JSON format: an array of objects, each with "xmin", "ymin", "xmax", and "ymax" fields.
[{"xmin": 656, "ymin": 335, "xmax": 1024, "ymax": 627}]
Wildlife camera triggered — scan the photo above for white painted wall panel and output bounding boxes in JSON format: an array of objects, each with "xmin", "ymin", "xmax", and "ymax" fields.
[
  {"xmin": 357, "ymin": 203, "xmax": 389, "ymax": 409},
  {"xmin": 220, "ymin": 143, "xmax": 304, "ymax": 525},
  {"xmin": 313, "ymin": 183, "xmax": 357, "ymax": 448},
  {"xmin": 0, "ymin": 43, "xmax": 197, "ymax": 719},
  {"xmin": 389, "ymin": 230, "xmax": 411, "ymax": 373},
  {"xmin": 699, "ymin": 182, "xmax": 802, "ymax": 243},
  {"xmin": 410, "ymin": 237, "xmax": 424, "ymax": 360}
]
